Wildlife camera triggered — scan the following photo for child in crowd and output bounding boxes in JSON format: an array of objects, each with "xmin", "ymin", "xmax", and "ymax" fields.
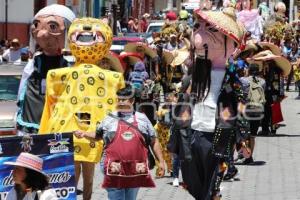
[{"xmin": 129, "ymin": 61, "xmax": 149, "ymax": 99}]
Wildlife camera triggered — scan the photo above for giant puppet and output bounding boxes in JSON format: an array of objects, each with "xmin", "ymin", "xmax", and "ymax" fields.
[
  {"xmin": 172, "ymin": 5, "xmax": 247, "ymax": 200},
  {"xmin": 39, "ymin": 18, "xmax": 124, "ymax": 200},
  {"xmin": 16, "ymin": 4, "xmax": 76, "ymax": 134}
]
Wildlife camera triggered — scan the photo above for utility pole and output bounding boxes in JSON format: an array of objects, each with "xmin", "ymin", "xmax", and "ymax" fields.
[
  {"xmin": 5, "ymin": 0, "xmax": 8, "ymax": 40},
  {"xmin": 112, "ymin": 3, "xmax": 118, "ymax": 35}
]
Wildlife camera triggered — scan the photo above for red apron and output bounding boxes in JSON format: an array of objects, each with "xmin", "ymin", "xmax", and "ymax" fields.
[{"xmin": 102, "ymin": 115, "xmax": 155, "ymax": 188}]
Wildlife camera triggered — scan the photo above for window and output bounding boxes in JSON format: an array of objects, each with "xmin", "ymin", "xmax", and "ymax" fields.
[
  {"xmin": 0, "ymin": 75, "xmax": 21, "ymax": 101},
  {"xmin": 173, "ymin": 0, "xmax": 177, "ymax": 8}
]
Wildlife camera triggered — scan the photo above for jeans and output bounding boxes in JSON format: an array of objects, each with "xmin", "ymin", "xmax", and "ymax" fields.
[
  {"xmin": 172, "ymin": 153, "xmax": 180, "ymax": 178},
  {"xmin": 106, "ymin": 188, "xmax": 139, "ymax": 200}
]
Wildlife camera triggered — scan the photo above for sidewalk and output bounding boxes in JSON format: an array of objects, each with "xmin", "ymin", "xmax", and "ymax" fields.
[{"xmin": 78, "ymin": 90, "xmax": 300, "ymax": 200}]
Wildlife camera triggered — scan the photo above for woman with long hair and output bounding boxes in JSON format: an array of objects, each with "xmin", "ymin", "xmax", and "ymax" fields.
[{"xmin": 4, "ymin": 152, "xmax": 57, "ymax": 200}]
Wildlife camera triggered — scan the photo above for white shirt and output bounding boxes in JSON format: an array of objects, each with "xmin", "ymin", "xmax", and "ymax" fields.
[
  {"xmin": 191, "ymin": 69, "xmax": 225, "ymax": 132},
  {"xmin": 5, "ymin": 187, "xmax": 58, "ymax": 200},
  {"xmin": 2, "ymin": 48, "xmax": 21, "ymax": 62}
]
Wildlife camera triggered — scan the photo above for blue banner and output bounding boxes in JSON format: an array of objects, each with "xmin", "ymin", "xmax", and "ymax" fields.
[{"xmin": 0, "ymin": 133, "xmax": 76, "ymax": 200}]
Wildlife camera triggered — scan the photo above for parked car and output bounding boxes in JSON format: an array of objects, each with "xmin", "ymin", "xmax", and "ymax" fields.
[
  {"xmin": 0, "ymin": 63, "xmax": 25, "ymax": 136},
  {"xmin": 110, "ymin": 35, "xmax": 147, "ymax": 54},
  {"xmin": 146, "ymin": 21, "xmax": 165, "ymax": 34}
]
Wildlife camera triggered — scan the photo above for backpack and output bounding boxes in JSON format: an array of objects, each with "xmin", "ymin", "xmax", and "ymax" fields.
[
  {"xmin": 130, "ymin": 71, "xmax": 145, "ymax": 97},
  {"xmin": 247, "ymin": 77, "xmax": 266, "ymax": 118},
  {"xmin": 248, "ymin": 77, "xmax": 266, "ymax": 105}
]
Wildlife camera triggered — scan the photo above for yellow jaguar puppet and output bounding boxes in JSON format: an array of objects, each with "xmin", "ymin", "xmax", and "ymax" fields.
[{"xmin": 39, "ymin": 18, "xmax": 124, "ymax": 162}]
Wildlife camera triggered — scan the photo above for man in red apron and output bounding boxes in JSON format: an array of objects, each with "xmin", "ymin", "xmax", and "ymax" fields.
[{"xmin": 74, "ymin": 85, "xmax": 165, "ymax": 200}]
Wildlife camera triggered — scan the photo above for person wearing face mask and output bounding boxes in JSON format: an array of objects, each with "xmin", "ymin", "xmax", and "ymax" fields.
[
  {"xmin": 16, "ymin": 4, "xmax": 76, "ymax": 135},
  {"xmin": 73, "ymin": 85, "xmax": 165, "ymax": 200},
  {"xmin": 169, "ymin": 6, "xmax": 248, "ymax": 200}
]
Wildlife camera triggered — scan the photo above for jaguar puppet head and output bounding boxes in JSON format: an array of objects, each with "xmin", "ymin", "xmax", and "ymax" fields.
[{"xmin": 68, "ymin": 18, "xmax": 113, "ymax": 65}]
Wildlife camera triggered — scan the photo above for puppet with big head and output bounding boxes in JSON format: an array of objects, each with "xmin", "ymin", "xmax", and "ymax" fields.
[
  {"xmin": 39, "ymin": 18, "xmax": 124, "ymax": 200},
  {"xmin": 16, "ymin": 4, "xmax": 75, "ymax": 134},
  {"xmin": 177, "ymin": 6, "xmax": 246, "ymax": 200}
]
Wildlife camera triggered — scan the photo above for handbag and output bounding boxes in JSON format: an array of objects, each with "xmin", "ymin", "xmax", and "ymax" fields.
[
  {"xmin": 107, "ymin": 113, "xmax": 157, "ymax": 170},
  {"xmin": 167, "ymin": 130, "xmax": 179, "ymax": 154}
]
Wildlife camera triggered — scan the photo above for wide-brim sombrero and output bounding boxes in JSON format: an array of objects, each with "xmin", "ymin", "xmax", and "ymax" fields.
[
  {"xmin": 179, "ymin": 38, "xmax": 191, "ymax": 51},
  {"xmin": 154, "ymin": 37, "xmax": 162, "ymax": 44},
  {"xmin": 171, "ymin": 49, "xmax": 190, "ymax": 66},
  {"xmin": 124, "ymin": 42, "xmax": 157, "ymax": 58},
  {"xmin": 194, "ymin": 6, "xmax": 245, "ymax": 46},
  {"xmin": 163, "ymin": 50, "xmax": 174, "ymax": 65},
  {"xmin": 259, "ymin": 42, "xmax": 281, "ymax": 56},
  {"xmin": 119, "ymin": 52, "xmax": 143, "ymax": 66},
  {"xmin": 234, "ymin": 39, "xmax": 258, "ymax": 58},
  {"xmin": 247, "ymin": 50, "xmax": 291, "ymax": 76},
  {"xmin": 105, "ymin": 51, "xmax": 124, "ymax": 73}
]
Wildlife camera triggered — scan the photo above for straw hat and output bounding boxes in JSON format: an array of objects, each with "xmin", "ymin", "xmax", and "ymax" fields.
[
  {"xmin": 143, "ymin": 13, "xmax": 150, "ymax": 18},
  {"xmin": 170, "ymin": 49, "xmax": 190, "ymax": 67},
  {"xmin": 179, "ymin": 38, "xmax": 191, "ymax": 51},
  {"xmin": 153, "ymin": 37, "xmax": 162, "ymax": 44},
  {"xmin": 163, "ymin": 50, "xmax": 174, "ymax": 65},
  {"xmin": 247, "ymin": 50, "xmax": 291, "ymax": 76},
  {"xmin": 124, "ymin": 42, "xmax": 157, "ymax": 58},
  {"xmin": 243, "ymin": 39, "xmax": 258, "ymax": 52},
  {"xmin": 119, "ymin": 51, "xmax": 143, "ymax": 66},
  {"xmin": 104, "ymin": 51, "xmax": 124, "ymax": 73},
  {"xmin": 4, "ymin": 152, "xmax": 47, "ymax": 177},
  {"xmin": 194, "ymin": 6, "xmax": 245, "ymax": 46},
  {"xmin": 234, "ymin": 39, "xmax": 258, "ymax": 58},
  {"xmin": 11, "ymin": 38, "xmax": 20, "ymax": 44},
  {"xmin": 259, "ymin": 42, "xmax": 281, "ymax": 56}
]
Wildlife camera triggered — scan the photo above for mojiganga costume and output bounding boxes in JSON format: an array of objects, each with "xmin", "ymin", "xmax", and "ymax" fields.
[
  {"xmin": 39, "ymin": 18, "xmax": 125, "ymax": 162},
  {"xmin": 16, "ymin": 4, "xmax": 76, "ymax": 134}
]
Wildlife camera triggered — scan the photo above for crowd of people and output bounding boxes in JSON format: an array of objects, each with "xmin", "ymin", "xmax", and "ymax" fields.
[
  {"xmin": 0, "ymin": 39, "xmax": 30, "ymax": 64},
  {"xmin": 1, "ymin": 1, "xmax": 300, "ymax": 200}
]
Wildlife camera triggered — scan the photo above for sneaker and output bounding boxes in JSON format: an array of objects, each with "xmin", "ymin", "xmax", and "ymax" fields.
[
  {"xmin": 258, "ymin": 130, "xmax": 271, "ymax": 136},
  {"xmin": 242, "ymin": 156, "xmax": 254, "ymax": 165},
  {"xmin": 223, "ymin": 167, "xmax": 238, "ymax": 181},
  {"xmin": 234, "ymin": 152, "xmax": 244, "ymax": 162},
  {"xmin": 172, "ymin": 178, "xmax": 179, "ymax": 187}
]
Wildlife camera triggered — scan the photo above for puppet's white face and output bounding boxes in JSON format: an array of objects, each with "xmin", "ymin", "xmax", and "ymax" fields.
[{"xmin": 193, "ymin": 21, "xmax": 235, "ymax": 68}]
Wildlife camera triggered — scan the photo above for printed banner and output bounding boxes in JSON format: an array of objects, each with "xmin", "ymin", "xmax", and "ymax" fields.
[{"xmin": 0, "ymin": 133, "xmax": 76, "ymax": 200}]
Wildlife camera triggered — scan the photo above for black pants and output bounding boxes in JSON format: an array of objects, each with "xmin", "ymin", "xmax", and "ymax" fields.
[
  {"xmin": 286, "ymin": 69, "xmax": 294, "ymax": 90},
  {"xmin": 261, "ymin": 103, "xmax": 272, "ymax": 132},
  {"xmin": 250, "ymin": 120, "xmax": 261, "ymax": 136},
  {"xmin": 181, "ymin": 130, "xmax": 218, "ymax": 200}
]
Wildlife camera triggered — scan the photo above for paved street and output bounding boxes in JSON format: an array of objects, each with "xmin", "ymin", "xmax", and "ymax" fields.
[{"xmin": 78, "ymin": 88, "xmax": 300, "ymax": 200}]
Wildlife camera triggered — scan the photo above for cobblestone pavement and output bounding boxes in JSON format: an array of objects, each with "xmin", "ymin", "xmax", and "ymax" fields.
[{"xmin": 78, "ymin": 89, "xmax": 300, "ymax": 200}]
